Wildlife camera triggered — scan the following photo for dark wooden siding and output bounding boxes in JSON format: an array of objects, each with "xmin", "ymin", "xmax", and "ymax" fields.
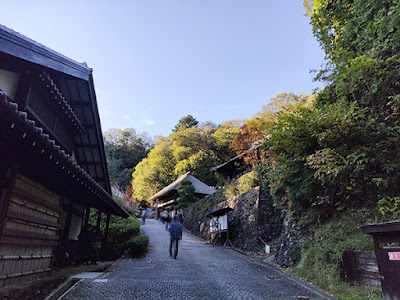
[{"xmin": 0, "ymin": 175, "xmax": 61, "ymax": 286}]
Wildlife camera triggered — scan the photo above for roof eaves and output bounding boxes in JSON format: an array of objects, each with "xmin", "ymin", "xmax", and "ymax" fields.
[
  {"xmin": 0, "ymin": 91, "xmax": 129, "ymax": 218},
  {"xmin": 0, "ymin": 24, "xmax": 91, "ymax": 80}
]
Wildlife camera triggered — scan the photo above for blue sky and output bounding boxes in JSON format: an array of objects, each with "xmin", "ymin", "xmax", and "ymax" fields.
[{"xmin": 2, "ymin": 1, "xmax": 325, "ymax": 137}]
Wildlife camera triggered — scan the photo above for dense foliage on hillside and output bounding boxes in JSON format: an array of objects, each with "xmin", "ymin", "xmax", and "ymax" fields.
[
  {"xmin": 104, "ymin": 128, "xmax": 153, "ymax": 192},
  {"xmin": 264, "ymin": 0, "xmax": 400, "ymax": 220},
  {"xmin": 130, "ymin": 99, "xmax": 308, "ymax": 201},
  {"xmin": 131, "ymin": 118, "xmax": 239, "ymax": 200}
]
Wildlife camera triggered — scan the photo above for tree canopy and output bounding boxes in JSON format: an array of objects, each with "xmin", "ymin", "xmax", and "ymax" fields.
[
  {"xmin": 262, "ymin": 0, "xmax": 400, "ymax": 219},
  {"xmin": 131, "ymin": 120, "xmax": 240, "ymax": 200},
  {"xmin": 104, "ymin": 128, "xmax": 153, "ymax": 191},
  {"xmin": 176, "ymin": 179, "xmax": 199, "ymax": 209},
  {"xmin": 173, "ymin": 115, "xmax": 199, "ymax": 132}
]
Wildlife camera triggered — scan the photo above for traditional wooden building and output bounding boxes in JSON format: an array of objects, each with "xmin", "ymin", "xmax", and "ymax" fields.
[
  {"xmin": 0, "ymin": 25, "xmax": 128, "ymax": 286},
  {"xmin": 210, "ymin": 141, "xmax": 264, "ymax": 182},
  {"xmin": 148, "ymin": 172, "xmax": 216, "ymax": 216}
]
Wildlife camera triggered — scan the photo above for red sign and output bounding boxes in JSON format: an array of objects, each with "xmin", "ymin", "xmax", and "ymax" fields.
[{"xmin": 388, "ymin": 252, "xmax": 400, "ymax": 261}]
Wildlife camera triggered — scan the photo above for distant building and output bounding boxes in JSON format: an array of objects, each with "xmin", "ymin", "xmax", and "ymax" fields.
[
  {"xmin": 148, "ymin": 172, "xmax": 216, "ymax": 210},
  {"xmin": 0, "ymin": 24, "xmax": 128, "ymax": 287},
  {"xmin": 210, "ymin": 140, "xmax": 264, "ymax": 182}
]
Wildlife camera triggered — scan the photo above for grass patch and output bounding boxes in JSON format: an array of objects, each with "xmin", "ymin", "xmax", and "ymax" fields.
[{"xmin": 289, "ymin": 208, "xmax": 383, "ymax": 299}]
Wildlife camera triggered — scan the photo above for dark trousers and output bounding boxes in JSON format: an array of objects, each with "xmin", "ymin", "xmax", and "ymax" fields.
[{"xmin": 169, "ymin": 238, "xmax": 179, "ymax": 258}]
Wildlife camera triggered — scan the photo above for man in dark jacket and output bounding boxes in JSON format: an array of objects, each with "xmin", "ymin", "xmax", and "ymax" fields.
[{"xmin": 169, "ymin": 216, "xmax": 183, "ymax": 259}]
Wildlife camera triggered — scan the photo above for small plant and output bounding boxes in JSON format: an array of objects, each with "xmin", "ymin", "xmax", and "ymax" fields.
[{"xmin": 378, "ymin": 196, "xmax": 400, "ymax": 220}]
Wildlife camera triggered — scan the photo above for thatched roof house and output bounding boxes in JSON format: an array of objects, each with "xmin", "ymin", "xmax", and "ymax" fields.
[{"xmin": 148, "ymin": 172, "xmax": 216, "ymax": 209}]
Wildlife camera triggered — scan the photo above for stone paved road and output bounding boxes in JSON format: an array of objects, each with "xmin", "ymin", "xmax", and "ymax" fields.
[{"xmin": 64, "ymin": 219, "xmax": 335, "ymax": 300}]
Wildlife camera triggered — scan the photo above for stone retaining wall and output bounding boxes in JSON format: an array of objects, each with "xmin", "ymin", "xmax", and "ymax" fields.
[
  {"xmin": 274, "ymin": 215, "xmax": 308, "ymax": 268},
  {"xmin": 183, "ymin": 187, "xmax": 283, "ymax": 252}
]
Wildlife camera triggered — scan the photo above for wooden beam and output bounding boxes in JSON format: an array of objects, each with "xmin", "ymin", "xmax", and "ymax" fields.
[
  {"xmin": 0, "ymin": 236, "xmax": 58, "ymax": 246},
  {"xmin": 0, "ymin": 166, "xmax": 19, "ymax": 236},
  {"xmin": 12, "ymin": 187, "xmax": 62, "ymax": 212},
  {"xmin": 104, "ymin": 214, "xmax": 110, "ymax": 250},
  {"xmin": 84, "ymin": 207, "xmax": 90, "ymax": 227},
  {"xmin": 2, "ymin": 228, "xmax": 59, "ymax": 241},
  {"xmin": 13, "ymin": 73, "xmax": 32, "ymax": 110},
  {"xmin": 96, "ymin": 210, "xmax": 101, "ymax": 233},
  {"xmin": 7, "ymin": 211, "xmax": 59, "ymax": 229},
  {"xmin": 62, "ymin": 201, "xmax": 73, "ymax": 243}
]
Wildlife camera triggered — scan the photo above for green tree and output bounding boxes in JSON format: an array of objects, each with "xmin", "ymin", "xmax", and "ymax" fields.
[
  {"xmin": 132, "ymin": 120, "xmax": 242, "ymax": 200},
  {"xmin": 263, "ymin": 0, "xmax": 400, "ymax": 218},
  {"xmin": 176, "ymin": 179, "xmax": 199, "ymax": 209},
  {"xmin": 173, "ymin": 115, "xmax": 199, "ymax": 132},
  {"xmin": 132, "ymin": 137, "xmax": 175, "ymax": 200},
  {"xmin": 309, "ymin": 0, "xmax": 400, "ymax": 214},
  {"xmin": 212, "ymin": 120, "xmax": 242, "ymax": 163},
  {"xmin": 104, "ymin": 128, "xmax": 153, "ymax": 191}
]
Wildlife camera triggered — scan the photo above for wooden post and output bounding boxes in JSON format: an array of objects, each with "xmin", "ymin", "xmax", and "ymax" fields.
[
  {"xmin": 155, "ymin": 198, "xmax": 159, "ymax": 220},
  {"xmin": 104, "ymin": 214, "xmax": 111, "ymax": 249},
  {"xmin": 84, "ymin": 207, "xmax": 90, "ymax": 227},
  {"xmin": 96, "ymin": 210, "xmax": 101, "ymax": 233},
  {"xmin": 62, "ymin": 200, "xmax": 73, "ymax": 265},
  {"xmin": 0, "ymin": 165, "xmax": 18, "ymax": 236}
]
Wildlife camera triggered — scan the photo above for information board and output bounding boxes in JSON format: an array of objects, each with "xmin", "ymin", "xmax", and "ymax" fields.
[{"xmin": 210, "ymin": 214, "xmax": 228, "ymax": 232}]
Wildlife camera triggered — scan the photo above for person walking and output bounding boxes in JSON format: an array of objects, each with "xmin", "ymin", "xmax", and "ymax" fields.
[
  {"xmin": 141, "ymin": 209, "xmax": 148, "ymax": 225},
  {"xmin": 169, "ymin": 216, "xmax": 183, "ymax": 259},
  {"xmin": 165, "ymin": 210, "xmax": 171, "ymax": 230},
  {"xmin": 161, "ymin": 210, "xmax": 168, "ymax": 223}
]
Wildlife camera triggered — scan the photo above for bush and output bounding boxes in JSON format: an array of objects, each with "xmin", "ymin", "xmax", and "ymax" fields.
[
  {"xmin": 108, "ymin": 216, "xmax": 140, "ymax": 245},
  {"xmin": 291, "ymin": 209, "xmax": 382, "ymax": 299},
  {"xmin": 101, "ymin": 244, "xmax": 127, "ymax": 261},
  {"xmin": 127, "ymin": 235, "xmax": 149, "ymax": 258},
  {"xmin": 101, "ymin": 216, "xmax": 142, "ymax": 260},
  {"xmin": 225, "ymin": 171, "xmax": 260, "ymax": 199}
]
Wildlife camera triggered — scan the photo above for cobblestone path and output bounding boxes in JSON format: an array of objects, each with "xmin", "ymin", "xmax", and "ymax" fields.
[{"xmin": 64, "ymin": 219, "xmax": 335, "ymax": 300}]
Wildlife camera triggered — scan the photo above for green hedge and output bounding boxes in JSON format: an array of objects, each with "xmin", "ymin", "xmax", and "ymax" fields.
[
  {"xmin": 102, "ymin": 216, "xmax": 148, "ymax": 260},
  {"xmin": 108, "ymin": 216, "xmax": 140, "ymax": 245},
  {"xmin": 127, "ymin": 235, "xmax": 149, "ymax": 258}
]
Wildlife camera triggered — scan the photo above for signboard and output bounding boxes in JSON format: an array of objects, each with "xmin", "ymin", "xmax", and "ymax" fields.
[
  {"xmin": 388, "ymin": 252, "xmax": 400, "ymax": 261},
  {"xmin": 210, "ymin": 214, "xmax": 228, "ymax": 233}
]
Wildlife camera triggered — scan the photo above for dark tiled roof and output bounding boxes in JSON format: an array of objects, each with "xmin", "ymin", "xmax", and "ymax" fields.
[
  {"xmin": 0, "ymin": 24, "xmax": 91, "ymax": 80},
  {"xmin": 0, "ymin": 90, "xmax": 129, "ymax": 218},
  {"xmin": 38, "ymin": 71, "xmax": 85, "ymax": 134}
]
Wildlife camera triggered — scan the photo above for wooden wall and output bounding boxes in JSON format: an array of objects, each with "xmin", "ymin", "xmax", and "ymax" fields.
[
  {"xmin": 340, "ymin": 250, "xmax": 381, "ymax": 287},
  {"xmin": 0, "ymin": 174, "xmax": 61, "ymax": 286}
]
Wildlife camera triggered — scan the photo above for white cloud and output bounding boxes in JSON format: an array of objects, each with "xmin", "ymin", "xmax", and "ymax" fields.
[
  {"xmin": 145, "ymin": 120, "xmax": 156, "ymax": 125},
  {"xmin": 122, "ymin": 115, "xmax": 130, "ymax": 120}
]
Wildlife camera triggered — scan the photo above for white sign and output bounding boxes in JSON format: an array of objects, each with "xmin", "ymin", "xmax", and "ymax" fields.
[{"xmin": 210, "ymin": 214, "xmax": 228, "ymax": 232}]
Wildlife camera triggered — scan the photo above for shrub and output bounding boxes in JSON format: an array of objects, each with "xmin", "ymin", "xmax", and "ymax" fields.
[
  {"xmin": 101, "ymin": 244, "xmax": 127, "ymax": 261},
  {"xmin": 291, "ymin": 209, "xmax": 381, "ymax": 299},
  {"xmin": 225, "ymin": 171, "xmax": 260, "ymax": 199},
  {"xmin": 101, "ymin": 216, "xmax": 142, "ymax": 260},
  {"xmin": 127, "ymin": 235, "xmax": 149, "ymax": 258},
  {"xmin": 108, "ymin": 216, "xmax": 140, "ymax": 245}
]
